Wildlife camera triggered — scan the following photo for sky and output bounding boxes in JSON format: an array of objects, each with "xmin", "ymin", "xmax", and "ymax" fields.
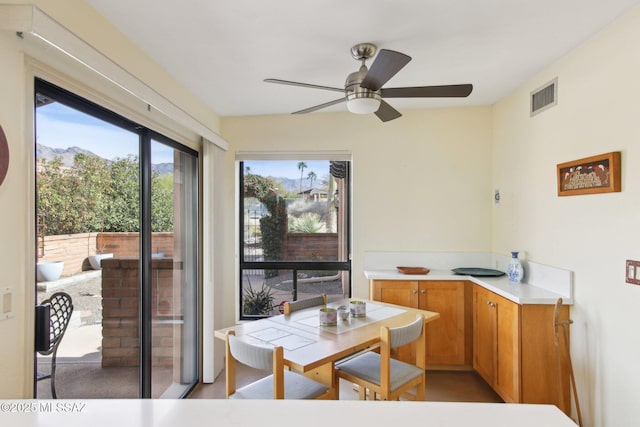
[
  {"xmin": 36, "ymin": 102, "xmax": 175, "ymax": 164},
  {"xmin": 243, "ymin": 160, "xmax": 329, "ymax": 180}
]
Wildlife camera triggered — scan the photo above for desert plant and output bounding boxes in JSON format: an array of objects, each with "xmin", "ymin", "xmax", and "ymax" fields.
[
  {"xmin": 288, "ymin": 212, "xmax": 327, "ymax": 233},
  {"xmin": 242, "ymin": 283, "xmax": 276, "ymax": 316}
]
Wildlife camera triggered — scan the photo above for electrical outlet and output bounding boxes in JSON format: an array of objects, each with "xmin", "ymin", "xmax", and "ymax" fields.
[{"xmin": 626, "ymin": 260, "xmax": 640, "ymax": 285}]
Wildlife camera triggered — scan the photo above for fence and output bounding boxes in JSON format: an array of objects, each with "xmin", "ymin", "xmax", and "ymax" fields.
[{"xmin": 38, "ymin": 232, "xmax": 174, "ymax": 277}]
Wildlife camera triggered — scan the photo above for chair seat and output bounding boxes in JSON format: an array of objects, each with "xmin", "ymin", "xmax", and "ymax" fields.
[
  {"xmin": 230, "ymin": 371, "xmax": 330, "ymax": 399},
  {"xmin": 337, "ymin": 352, "xmax": 424, "ymax": 392}
]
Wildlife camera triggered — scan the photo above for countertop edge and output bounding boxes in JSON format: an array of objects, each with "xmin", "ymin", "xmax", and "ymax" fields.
[{"xmin": 365, "ymin": 269, "xmax": 573, "ymax": 305}]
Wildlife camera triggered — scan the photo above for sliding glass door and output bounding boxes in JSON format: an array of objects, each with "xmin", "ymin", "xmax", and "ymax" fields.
[
  {"xmin": 34, "ymin": 79, "xmax": 198, "ymax": 399},
  {"xmin": 149, "ymin": 139, "xmax": 198, "ymax": 398}
]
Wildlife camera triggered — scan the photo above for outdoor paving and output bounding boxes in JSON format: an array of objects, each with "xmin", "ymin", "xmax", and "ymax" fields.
[{"xmin": 38, "ymin": 270, "xmax": 103, "ymax": 328}]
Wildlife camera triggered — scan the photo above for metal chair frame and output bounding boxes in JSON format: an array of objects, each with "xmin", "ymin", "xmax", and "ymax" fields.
[{"xmin": 37, "ymin": 292, "xmax": 74, "ymax": 399}]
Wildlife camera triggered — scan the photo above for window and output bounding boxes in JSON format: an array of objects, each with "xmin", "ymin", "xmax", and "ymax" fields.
[{"xmin": 238, "ymin": 156, "xmax": 351, "ymax": 319}]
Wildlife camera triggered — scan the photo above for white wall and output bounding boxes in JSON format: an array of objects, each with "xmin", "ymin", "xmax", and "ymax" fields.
[
  {"xmin": 220, "ymin": 107, "xmax": 493, "ymax": 325},
  {"xmin": 0, "ymin": 30, "xmax": 30, "ymax": 399},
  {"xmin": 492, "ymin": 6, "xmax": 640, "ymax": 426},
  {"xmin": 0, "ymin": 0, "xmax": 222, "ymax": 397}
]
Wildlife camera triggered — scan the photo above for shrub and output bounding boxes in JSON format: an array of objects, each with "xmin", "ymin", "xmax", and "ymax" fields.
[{"xmin": 288, "ymin": 212, "xmax": 327, "ymax": 233}]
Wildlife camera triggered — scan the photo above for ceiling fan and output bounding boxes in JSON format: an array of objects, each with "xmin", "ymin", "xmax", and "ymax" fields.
[{"xmin": 265, "ymin": 43, "xmax": 473, "ymax": 122}]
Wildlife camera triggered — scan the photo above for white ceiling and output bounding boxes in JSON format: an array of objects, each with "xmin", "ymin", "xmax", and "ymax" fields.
[{"xmin": 84, "ymin": 0, "xmax": 640, "ymax": 118}]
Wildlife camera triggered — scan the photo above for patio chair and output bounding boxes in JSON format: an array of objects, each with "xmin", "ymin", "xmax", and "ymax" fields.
[
  {"xmin": 335, "ymin": 313, "xmax": 426, "ymax": 401},
  {"xmin": 225, "ymin": 330, "xmax": 334, "ymax": 399},
  {"xmin": 283, "ymin": 294, "xmax": 327, "ymax": 315},
  {"xmin": 37, "ymin": 292, "xmax": 74, "ymax": 399}
]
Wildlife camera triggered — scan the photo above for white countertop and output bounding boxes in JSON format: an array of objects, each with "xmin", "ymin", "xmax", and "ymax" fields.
[
  {"xmin": 0, "ymin": 400, "xmax": 578, "ymax": 427},
  {"xmin": 365, "ymin": 269, "xmax": 573, "ymax": 305}
]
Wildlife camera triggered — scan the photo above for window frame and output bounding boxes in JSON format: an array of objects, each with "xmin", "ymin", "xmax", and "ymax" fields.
[{"xmin": 237, "ymin": 156, "xmax": 352, "ymax": 320}]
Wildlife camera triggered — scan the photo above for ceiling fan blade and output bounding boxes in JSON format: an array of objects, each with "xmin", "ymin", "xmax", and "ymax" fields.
[
  {"xmin": 292, "ymin": 97, "xmax": 347, "ymax": 114},
  {"xmin": 360, "ymin": 49, "xmax": 411, "ymax": 91},
  {"xmin": 264, "ymin": 78, "xmax": 345, "ymax": 93},
  {"xmin": 381, "ymin": 84, "xmax": 473, "ymax": 98},
  {"xmin": 374, "ymin": 100, "xmax": 402, "ymax": 122}
]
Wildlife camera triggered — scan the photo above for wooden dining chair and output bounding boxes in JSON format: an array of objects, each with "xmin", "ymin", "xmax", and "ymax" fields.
[
  {"xmin": 282, "ymin": 294, "xmax": 327, "ymax": 315},
  {"xmin": 225, "ymin": 330, "xmax": 334, "ymax": 399},
  {"xmin": 335, "ymin": 314, "xmax": 426, "ymax": 401}
]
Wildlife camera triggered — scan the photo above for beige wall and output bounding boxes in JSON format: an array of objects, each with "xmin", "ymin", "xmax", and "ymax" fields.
[
  {"xmin": 220, "ymin": 106, "xmax": 493, "ymax": 319},
  {"xmin": 0, "ymin": 0, "xmax": 639, "ymax": 425},
  {"xmin": 492, "ymin": 6, "xmax": 640, "ymax": 426},
  {"xmin": 0, "ymin": 0, "xmax": 221, "ymax": 397},
  {"xmin": 0, "ymin": 29, "xmax": 30, "ymax": 399}
]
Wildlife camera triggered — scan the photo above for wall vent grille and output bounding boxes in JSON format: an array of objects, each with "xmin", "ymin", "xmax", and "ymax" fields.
[{"xmin": 530, "ymin": 78, "xmax": 557, "ymax": 116}]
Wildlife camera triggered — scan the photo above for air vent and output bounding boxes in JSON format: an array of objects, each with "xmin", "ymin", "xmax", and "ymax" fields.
[{"xmin": 530, "ymin": 78, "xmax": 557, "ymax": 116}]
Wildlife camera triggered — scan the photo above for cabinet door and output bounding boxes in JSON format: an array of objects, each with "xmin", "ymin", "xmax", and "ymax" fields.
[
  {"xmin": 493, "ymin": 293, "xmax": 520, "ymax": 403},
  {"xmin": 419, "ymin": 281, "xmax": 466, "ymax": 365},
  {"xmin": 370, "ymin": 280, "xmax": 418, "ymax": 307},
  {"xmin": 473, "ymin": 286, "xmax": 495, "ymax": 385}
]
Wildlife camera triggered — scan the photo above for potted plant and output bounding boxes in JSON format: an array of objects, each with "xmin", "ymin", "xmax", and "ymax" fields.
[
  {"xmin": 88, "ymin": 245, "xmax": 113, "ymax": 270},
  {"xmin": 37, "ymin": 261, "xmax": 64, "ymax": 282},
  {"xmin": 242, "ymin": 283, "xmax": 276, "ymax": 316}
]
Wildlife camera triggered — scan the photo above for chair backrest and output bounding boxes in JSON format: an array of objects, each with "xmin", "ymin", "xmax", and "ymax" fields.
[
  {"xmin": 39, "ymin": 292, "xmax": 74, "ymax": 356},
  {"xmin": 380, "ymin": 314, "xmax": 426, "ymax": 372},
  {"xmin": 389, "ymin": 314, "xmax": 424, "ymax": 349},
  {"xmin": 225, "ymin": 330, "xmax": 285, "ymax": 398},
  {"xmin": 283, "ymin": 294, "xmax": 327, "ymax": 315},
  {"xmin": 228, "ymin": 333, "xmax": 277, "ymax": 371}
]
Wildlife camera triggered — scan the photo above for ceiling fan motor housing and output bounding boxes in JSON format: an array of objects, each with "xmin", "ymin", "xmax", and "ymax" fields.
[{"xmin": 345, "ymin": 65, "xmax": 381, "ymax": 104}]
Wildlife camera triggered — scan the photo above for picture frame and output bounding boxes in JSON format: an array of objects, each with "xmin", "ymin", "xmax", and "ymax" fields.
[{"xmin": 557, "ymin": 151, "xmax": 621, "ymax": 196}]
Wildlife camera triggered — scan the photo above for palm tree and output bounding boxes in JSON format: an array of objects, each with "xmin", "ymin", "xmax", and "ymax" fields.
[
  {"xmin": 307, "ymin": 171, "xmax": 317, "ymax": 189},
  {"xmin": 297, "ymin": 161, "xmax": 307, "ymax": 193}
]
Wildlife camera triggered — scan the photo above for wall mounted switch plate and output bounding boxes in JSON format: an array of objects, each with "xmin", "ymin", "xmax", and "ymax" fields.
[
  {"xmin": 626, "ymin": 260, "xmax": 640, "ymax": 285},
  {"xmin": 0, "ymin": 287, "xmax": 14, "ymax": 320}
]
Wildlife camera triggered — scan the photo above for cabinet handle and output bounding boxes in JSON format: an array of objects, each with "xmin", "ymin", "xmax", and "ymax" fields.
[
  {"xmin": 412, "ymin": 290, "xmax": 418, "ymax": 294},
  {"xmin": 420, "ymin": 290, "xmax": 426, "ymax": 294},
  {"xmin": 486, "ymin": 301, "xmax": 496, "ymax": 307}
]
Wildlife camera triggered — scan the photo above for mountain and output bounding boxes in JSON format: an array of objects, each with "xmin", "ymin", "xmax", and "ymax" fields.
[
  {"xmin": 267, "ymin": 176, "xmax": 299, "ymax": 193},
  {"xmin": 264, "ymin": 176, "xmax": 329, "ymax": 194},
  {"xmin": 36, "ymin": 144, "xmax": 97, "ymax": 168},
  {"xmin": 36, "ymin": 144, "xmax": 172, "ymax": 175}
]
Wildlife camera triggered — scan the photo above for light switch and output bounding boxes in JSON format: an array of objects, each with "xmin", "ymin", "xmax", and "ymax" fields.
[{"xmin": 1, "ymin": 288, "xmax": 14, "ymax": 320}]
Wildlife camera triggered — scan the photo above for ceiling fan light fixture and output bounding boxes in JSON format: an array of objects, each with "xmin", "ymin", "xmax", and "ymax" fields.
[{"xmin": 346, "ymin": 92, "xmax": 381, "ymax": 114}]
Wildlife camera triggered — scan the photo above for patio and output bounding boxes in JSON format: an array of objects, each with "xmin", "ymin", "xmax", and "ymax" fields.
[{"xmin": 35, "ymin": 268, "xmax": 345, "ymax": 398}]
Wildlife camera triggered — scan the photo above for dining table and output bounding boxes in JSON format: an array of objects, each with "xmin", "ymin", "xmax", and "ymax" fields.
[{"xmin": 214, "ymin": 298, "xmax": 440, "ymax": 393}]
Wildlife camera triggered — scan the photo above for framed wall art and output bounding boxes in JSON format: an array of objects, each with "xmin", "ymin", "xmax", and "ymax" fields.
[{"xmin": 557, "ymin": 151, "xmax": 621, "ymax": 196}]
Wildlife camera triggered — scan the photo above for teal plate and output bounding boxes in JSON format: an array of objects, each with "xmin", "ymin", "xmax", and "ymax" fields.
[{"xmin": 451, "ymin": 268, "xmax": 505, "ymax": 277}]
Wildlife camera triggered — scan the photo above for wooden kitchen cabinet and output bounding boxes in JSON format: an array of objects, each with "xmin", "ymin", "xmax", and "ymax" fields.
[
  {"xmin": 472, "ymin": 284, "xmax": 571, "ymax": 413},
  {"xmin": 370, "ymin": 279, "xmax": 471, "ymax": 367},
  {"xmin": 473, "ymin": 285, "xmax": 520, "ymax": 403}
]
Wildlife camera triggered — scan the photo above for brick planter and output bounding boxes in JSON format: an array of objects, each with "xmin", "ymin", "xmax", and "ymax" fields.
[{"xmin": 101, "ymin": 257, "xmax": 176, "ymax": 368}]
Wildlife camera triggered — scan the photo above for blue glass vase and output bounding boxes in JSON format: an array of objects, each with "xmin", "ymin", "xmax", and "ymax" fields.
[{"xmin": 507, "ymin": 251, "xmax": 524, "ymax": 283}]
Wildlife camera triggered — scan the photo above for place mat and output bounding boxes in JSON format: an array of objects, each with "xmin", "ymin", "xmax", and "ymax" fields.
[
  {"xmin": 296, "ymin": 303, "xmax": 406, "ymax": 334},
  {"xmin": 248, "ymin": 327, "xmax": 316, "ymax": 351}
]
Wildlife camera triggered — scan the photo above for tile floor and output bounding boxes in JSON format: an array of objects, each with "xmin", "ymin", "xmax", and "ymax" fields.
[{"xmin": 188, "ymin": 364, "xmax": 503, "ymax": 402}]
